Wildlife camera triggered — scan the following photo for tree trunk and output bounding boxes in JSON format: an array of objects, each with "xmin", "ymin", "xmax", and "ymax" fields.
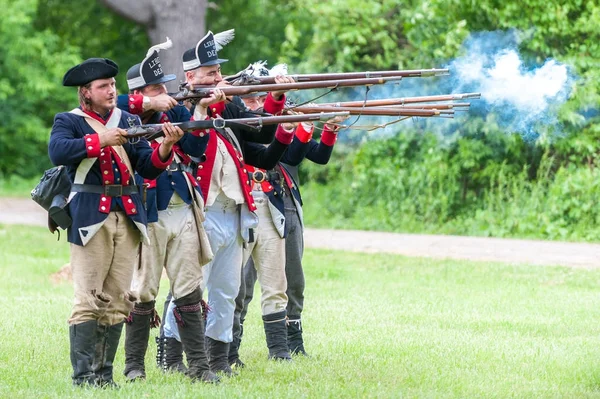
[{"xmin": 99, "ymin": 0, "xmax": 206, "ymax": 91}]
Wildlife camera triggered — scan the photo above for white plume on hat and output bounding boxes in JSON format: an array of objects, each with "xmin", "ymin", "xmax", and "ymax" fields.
[
  {"xmin": 214, "ymin": 29, "xmax": 235, "ymax": 51},
  {"xmin": 244, "ymin": 61, "xmax": 289, "ymax": 77},
  {"xmin": 269, "ymin": 63, "xmax": 288, "ymax": 76},
  {"xmin": 146, "ymin": 37, "xmax": 173, "ymax": 57}
]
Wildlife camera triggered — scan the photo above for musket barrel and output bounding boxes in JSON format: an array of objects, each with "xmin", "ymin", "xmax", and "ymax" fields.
[
  {"xmin": 376, "ymin": 102, "xmax": 471, "ymax": 110},
  {"xmin": 172, "ymin": 77, "xmax": 404, "ymax": 101},
  {"xmin": 223, "ymin": 111, "xmax": 351, "ymax": 125},
  {"xmin": 126, "ymin": 112, "xmax": 351, "ymax": 140},
  {"xmin": 226, "ymin": 68, "xmax": 449, "ymax": 85},
  {"xmin": 291, "ymin": 105, "xmax": 453, "ymax": 117},
  {"xmin": 318, "ymin": 93, "xmax": 481, "ymax": 107}
]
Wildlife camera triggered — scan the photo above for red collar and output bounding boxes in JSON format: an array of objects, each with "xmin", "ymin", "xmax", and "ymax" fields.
[{"xmin": 83, "ymin": 108, "xmax": 114, "ymax": 125}]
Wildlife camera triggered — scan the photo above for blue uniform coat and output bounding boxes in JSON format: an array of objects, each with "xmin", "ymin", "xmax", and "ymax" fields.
[
  {"xmin": 117, "ymin": 95, "xmax": 208, "ymax": 222},
  {"xmin": 48, "ymin": 108, "xmax": 170, "ymax": 246}
]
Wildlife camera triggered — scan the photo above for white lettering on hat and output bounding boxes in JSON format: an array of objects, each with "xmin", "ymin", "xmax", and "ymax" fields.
[
  {"xmin": 207, "ymin": 50, "xmax": 217, "ymax": 58},
  {"xmin": 148, "ymin": 57, "xmax": 160, "ymax": 69},
  {"xmin": 204, "ymin": 40, "xmax": 214, "ymax": 48}
]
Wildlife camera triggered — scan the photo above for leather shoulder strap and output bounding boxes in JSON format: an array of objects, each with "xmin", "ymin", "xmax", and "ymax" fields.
[{"xmin": 70, "ymin": 108, "xmax": 135, "ymax": 177}]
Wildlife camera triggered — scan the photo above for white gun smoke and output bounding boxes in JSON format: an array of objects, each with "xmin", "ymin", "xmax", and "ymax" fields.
[{"xmin": 309, "ymin": 30, "xmax": 575, "ymax": 141}]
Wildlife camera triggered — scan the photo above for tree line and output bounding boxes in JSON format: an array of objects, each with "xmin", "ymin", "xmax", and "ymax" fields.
[{"xmin": 1, "ymin": 0, "xmax": 598, "ymax": 240}]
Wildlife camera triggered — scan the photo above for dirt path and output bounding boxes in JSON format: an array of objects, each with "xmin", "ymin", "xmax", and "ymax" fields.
[{"xmin": 2, "ymin": 198, "xmax": 598, "ymax": 268}]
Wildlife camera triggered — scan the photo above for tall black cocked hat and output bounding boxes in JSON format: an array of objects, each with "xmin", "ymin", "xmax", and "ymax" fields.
[
  {"xmin": 62, "ymin": 58, "xmax": 119, "ymax": 87},
  {"xmin": 127, "ymin": 38, "xmax": 176, "ymax": 91},
  {"xmin": 182, "ymin": 29, "xmax": 235, "ymax": 72}
]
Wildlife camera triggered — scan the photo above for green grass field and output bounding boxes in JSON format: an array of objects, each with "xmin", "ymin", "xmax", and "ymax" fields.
[{"xmin": 2, "ymin": 224, "xmax": 600, "ymax": 398}]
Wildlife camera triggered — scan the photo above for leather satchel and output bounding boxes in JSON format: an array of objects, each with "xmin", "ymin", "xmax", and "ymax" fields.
[{"xmin": 31, "ymin": 165, "xmax": 73, "ymax": 232}]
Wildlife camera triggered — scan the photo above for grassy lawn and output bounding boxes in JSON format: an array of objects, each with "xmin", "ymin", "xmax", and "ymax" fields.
[{"xmin": 1, "ymin": 224, "xmax": 600, "ymax": 398}]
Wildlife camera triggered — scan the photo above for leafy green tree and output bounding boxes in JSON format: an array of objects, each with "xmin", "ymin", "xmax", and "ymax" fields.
[
  {"xmin": 206, "ymin": 0, "xmax": 300, "ymax": 74},
  {"xmin": 0, "ymin": 0, "xmax": 80, "ymax": 177},
  {"xmin": 35, "ymin": 0, "xmax": 149, "ymax": 93}
]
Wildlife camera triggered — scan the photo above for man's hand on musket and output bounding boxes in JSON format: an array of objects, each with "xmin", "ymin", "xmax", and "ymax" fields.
[
  {"xmin": 147, "ymin": 93, "xmax": 178, "ymax": 112},
  {"xmin": 271, "ymin": 75, "xmax": 295, "ymax": 100},
  {"xmin": 325, "ymin": 114, "xmax": 350, "ymax": 133},
  {"xmin": 198, "ymin": 88, "xmax": 227, "ymax": 109},
  {"xmin": 282, "ymin": 110, "xmax": 306, "ymax": 131},
  {"xmin": 216, "ymin": 80, "xmax": 234, "ymax": 101},
  {"xmin": 99, "ymin": 127, "xmax": 128, "ymax": 147},
  {"xmin": 158, "ymin": 122, "xmax": 184, "ymax": 161}
]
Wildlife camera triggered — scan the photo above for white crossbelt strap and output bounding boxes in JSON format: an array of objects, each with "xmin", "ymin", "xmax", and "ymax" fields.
[{"xmin": 68, "ymin": 108, "xmax": 125, "ymax": 188}]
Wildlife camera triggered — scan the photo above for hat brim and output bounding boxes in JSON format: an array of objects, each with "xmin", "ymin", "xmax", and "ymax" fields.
[
  {"xmin": 146, "ymin": 74, "xmax": 177, "ymax": 86},
  {"xmin": 63, "ymin": 59, "xmax": 119, "ymax": 87},
  {"xmin": 200, "ymin": 58, "xmax": 228, "ymax": 67},
  {"xmin": 239, "ymin": 91, "xmax": 268, "ymax": 98}
]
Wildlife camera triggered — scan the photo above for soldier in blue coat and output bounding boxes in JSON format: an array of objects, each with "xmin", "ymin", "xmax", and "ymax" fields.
[
  {"xmin": 115, "ymin": 40, "xmax": 217, "ymax": 383},
  {"xmin": 229, "ymin": 99, "xmax": 344, "ymax": 366},
  {"xmin": 159, "ymin": 30, "xmax": 299, "ymax": 376},
  {"xmin": 49, "ymin": 58, "xmax": 182, "ymax": 387}
]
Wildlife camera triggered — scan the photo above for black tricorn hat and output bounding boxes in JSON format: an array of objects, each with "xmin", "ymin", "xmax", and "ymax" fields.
[
  {"xmin": 62, "ymin": 58, "xmax": 119, "ymax": 87},
  {"xmin": 127, "ymin": 38, "xmax": 176, "ymax": 91},
  {"xmin": 182, "ymin": 29, "xmax": 235, "ymax": 72}
]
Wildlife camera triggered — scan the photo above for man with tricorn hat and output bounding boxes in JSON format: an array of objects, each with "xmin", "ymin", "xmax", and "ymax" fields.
[
  {"xmin": 115, "ymin": 39, "xmax": 218, "ymax": 383},
  {"xmin": 161, "ymin": 29, "xmax": 297, "ymax": 376},
  {"xmin": 49, "ymin": 57, "xmax": 183, "ymax": 387}
]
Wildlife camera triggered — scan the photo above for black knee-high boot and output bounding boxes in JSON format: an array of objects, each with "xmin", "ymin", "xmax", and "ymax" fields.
[
  {"xmin": 124, "ymin": 300, "xmax": 160, "ymax": 381},
  {"xmin": 173, "ymin": 288, "xmax": 219, "ymax": 383},
  {"xmin": 93, "ymin": 322, "xmax": 124, "ymax": 388},
  {"xmin": 69, "ymin": 320, "xmax": 98, "ymax": 386},
  {"xmin": 155, "ymin": 293, "xmax": 173, "ymax": 369}
]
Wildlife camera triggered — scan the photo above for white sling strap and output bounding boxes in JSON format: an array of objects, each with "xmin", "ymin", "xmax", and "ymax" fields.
[{"xmin": 68, "ymin": 108, "xmax": 125, "ymax": 189}]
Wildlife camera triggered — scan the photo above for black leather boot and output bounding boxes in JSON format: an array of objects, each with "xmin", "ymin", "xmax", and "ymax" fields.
[
  {"xmin": 156, "ymin": 293, "xmax": 172, "ymax": 369},
  {"xmin": 93, "ymin": 322, "xmax": 124, "ymax": 388},
  {"xmin": 287, "ymin": 316, "xmax": 308, "ymax": 356},
  {"xmin": 124, "ymin": 300, "xmax": 159, "ymax": 381},
  {"xmin": 69, "ymin": 320, "xmax": 98, "ymax": 386},
  {"xmin": 155, "ymin": 336, "xmax": 165, "ymax": 370},
  {"xmin": 263, "ymin": 310, "xmax": 292, "ymax": 361},
  {"xmin": 228, "ymin": 323, "xmax": 245, "ymax": 369},
  {"xmin": 162, "ymin": 337, "xmax": 188, "ymax": 374},
  {"xmin": 206, "ymin": 337, "xmax": 235, "ymax": 375},
  {"xmin": 173, "ymin": 288, "xmax": 219, "ymax": 383}
]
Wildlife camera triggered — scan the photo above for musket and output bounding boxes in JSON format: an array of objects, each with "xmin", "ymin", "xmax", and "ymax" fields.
[
  {"xmin": 292, "ymin": 102, "xmax": 471, "ymax": 112},
  {"xmin": 225, "ymin": 68, "xmax": 450, "ymax": 85},
  {"xmin": 126, "ymin": 112, "xmax": 351, "ymax": 141},
  {"xmin": 171, "ymin": 77, "xmax": 404, "ymax": 102},
  {"xmin": 317, "ymin": 93, "xmax": 481, "ymax": 107},
  {"xmin": 287, "ymin": 105, "xmax": 454, "ymax": 118},
  {"xmin": 381, "ymin": 102, "xmax": 470, "ymax": 110}
]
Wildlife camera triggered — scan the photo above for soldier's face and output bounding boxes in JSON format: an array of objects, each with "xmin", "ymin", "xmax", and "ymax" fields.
[
  {"xmin": 242, "ymin": 96, "xmax": 262, "ymax": 111},
  {"xmin": 188, "ymin": 65, "xmax": 222, "ymax": 86},
  {"xmin": 85, "ymin": 78, "xmax": 117, "ymax": 111},
  {"xmin": 138, "ymin": 83, "xmax": 168, "ymax": 97},
  {"xmin": 258, "ymin": 95, "xmax": 267, "ymax": 107}
]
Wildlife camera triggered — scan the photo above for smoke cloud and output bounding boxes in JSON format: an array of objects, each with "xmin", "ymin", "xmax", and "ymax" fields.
[{"xmin": 296, "ymin": 30, "xmax": 575, "ymax": 142}]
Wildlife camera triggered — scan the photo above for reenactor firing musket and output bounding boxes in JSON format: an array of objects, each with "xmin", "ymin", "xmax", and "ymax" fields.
[
  {"xmin": 225, "ymin": 68, "xmax": 450, "ymax": 85},
  {"xmin": 126, "ymin": 111, "xmax": 351, "ymax": 141},
  {"xmin": 170, "ymin": 77, "xmax": 404, "ymax": 102}
]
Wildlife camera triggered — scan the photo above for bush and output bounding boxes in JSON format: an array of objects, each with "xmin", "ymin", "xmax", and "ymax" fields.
[{"xmin": 300, "ymin": 125, "xmax": 600, "ymax": 242}]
